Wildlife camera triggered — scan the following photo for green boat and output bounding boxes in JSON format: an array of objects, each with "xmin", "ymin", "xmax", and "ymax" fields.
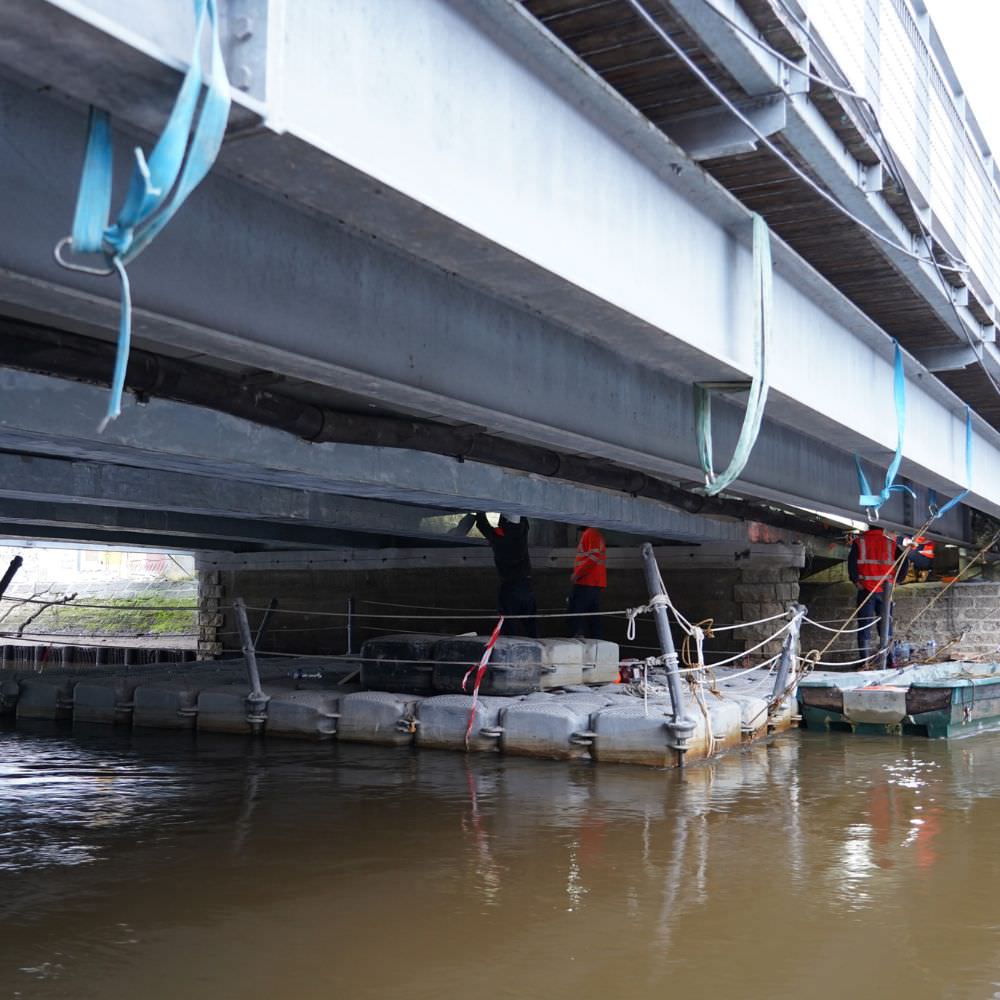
[{"xmin": 798, "ymin": 663, "xmax": 1000, "ymax": 739}]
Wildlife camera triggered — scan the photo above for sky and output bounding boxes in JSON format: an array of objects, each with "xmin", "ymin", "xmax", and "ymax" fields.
[{"xmin": 925, "ymin": 0, "xmax": 1000, "ymax": 154}]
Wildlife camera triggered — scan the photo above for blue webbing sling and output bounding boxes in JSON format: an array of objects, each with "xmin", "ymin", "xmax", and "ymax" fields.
[
  {"xmin": 855, "ymin": 340, "xmax": 916, "ymax": 519},
  {"xmin": 54, "ymin": 0, "xmax": 231, "ymax": 430}
]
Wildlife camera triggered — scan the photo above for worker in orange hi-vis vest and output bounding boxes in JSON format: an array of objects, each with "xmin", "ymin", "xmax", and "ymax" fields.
[
  {"xmin": 848, "ymin": 526, "xmax": 910, "ymax": 666},
  {"xmin": 568, "ymin": 526, "xmax": 607, "ymax": 639}
]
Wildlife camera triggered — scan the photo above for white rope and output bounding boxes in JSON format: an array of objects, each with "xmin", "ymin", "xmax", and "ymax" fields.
[
  {"xmin": 692, "ymin": 625, "xmax": 706, "ymax": 669},
  {"xmin": 691, "ymin": 620, "xmax": 792, "ymax": 669},
  {"xmin": 242, "ymin": 604, "xmax": 645, "ymax": 622},
  {"xmin": 803, "ymin": 616, "xmax": 881, "ymax": 634},
  {"xmin": 696, "ymin": 651, "xmax": 783, "ymax": 684},
  {"xmin": 797, "ymin": 649, "xmax": 888, "ymax": 669},
  {"xmin": 711, "ymin": 611, "xmax": 791, "ymax": 632}
]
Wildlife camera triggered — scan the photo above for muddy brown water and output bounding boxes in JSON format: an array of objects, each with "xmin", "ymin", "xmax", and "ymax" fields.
[{"xmin": 3, "ymin": 723, "xmax": 1000, "ymax": 1000}]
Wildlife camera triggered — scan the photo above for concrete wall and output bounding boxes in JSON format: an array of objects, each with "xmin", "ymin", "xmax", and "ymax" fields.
[{"xmin": 800, "ymin": 579, "xmax": 1000, "ymax": 662}]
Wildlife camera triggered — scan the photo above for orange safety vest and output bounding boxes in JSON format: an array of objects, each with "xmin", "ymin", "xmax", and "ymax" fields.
[
  {"xmin": 913, "ymin": 535, "xmax": 935, "ymax": 560},
  {"xmin": 573, "ymin": 527, "xmax": 607, "ymax": 588},
  {"xmin": 855, "ymin": 529, "xmax": 895, "ymax": 593}
]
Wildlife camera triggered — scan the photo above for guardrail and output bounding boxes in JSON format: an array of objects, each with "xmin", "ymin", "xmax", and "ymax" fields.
[{"xmin": 806, "ymin": 0, "xmax": 1000, "ymax": 315}]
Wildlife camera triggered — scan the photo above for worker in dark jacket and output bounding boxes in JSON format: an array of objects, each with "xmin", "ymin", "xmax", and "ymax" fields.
[
  {"xmin": 848, "ymin": 527, "xmax": 910, "ymax": 666},
  {"xmin": 475, "ymin": 512, "xmax": 537, "ymax": 637}
]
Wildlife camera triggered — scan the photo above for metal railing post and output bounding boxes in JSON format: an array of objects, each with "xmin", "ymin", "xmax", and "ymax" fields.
[
  {"xmin": 639, "ymin": 543, "xmax": 696, "ymax": 761},
  {"xmin": 770, "ymin": 603, "xmax": 805, "ymax": 712},
  {"xmin": 234, "ymin": 597, "xmax": 269, "ymax": 734}
]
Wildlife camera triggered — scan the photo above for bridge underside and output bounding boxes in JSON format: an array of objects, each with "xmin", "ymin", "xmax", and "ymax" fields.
[{"xmin": 0, "ymin": 0, "xmax": 990, "ymax": 558}]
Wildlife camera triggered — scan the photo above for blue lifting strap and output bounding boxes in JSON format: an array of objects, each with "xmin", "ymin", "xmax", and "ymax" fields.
[
  {"xmin": 929, "ymin": 406, "xmax": 973, "ymax": 519},
  {"xmin": 696, "ymin": 213, "xmax": 772, "ymax": 496},
  {"xmin": 55, "ymin": 0, "xmax": 231, "ymax": 430},
  {"xmin": 855, "ymin": 340, "xmax": 916, "ymax": 518}
]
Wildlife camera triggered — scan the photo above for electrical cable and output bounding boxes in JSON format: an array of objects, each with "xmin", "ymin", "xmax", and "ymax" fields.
[{"xmin": 625, "ymin": 0, "xmax": 969, "ymax": 273}]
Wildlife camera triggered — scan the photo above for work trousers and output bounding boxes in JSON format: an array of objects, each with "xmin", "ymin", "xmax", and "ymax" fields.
[
  {"xmin": 498, "ymin": 578, "xmax": 537, "ymax": 638},
  {"xmin": 567, "ymin": 583, "xmax": 604, "ymax": 639},
  {"xmin": 856, "ymin": 590, "xmax": 894, "ymax": 666}
]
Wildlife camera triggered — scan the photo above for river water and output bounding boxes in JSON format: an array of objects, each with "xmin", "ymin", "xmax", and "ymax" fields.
[{"xmin": 3, "ymin": 723, "xmax": 1000, "ymax": 1000}]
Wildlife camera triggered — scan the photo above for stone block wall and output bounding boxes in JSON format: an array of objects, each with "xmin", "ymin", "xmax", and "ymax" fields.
[
  {"xmin": 799, "ymin": 579, "xmax": 1000, "ymax": 663},
  {"xmin": 200, "ymin": 559, "xmax": 752, "ymax": 663},
  {"xmin": 197, "ymin": 570, "xmax": 224, "ymax": 659},
  {"xmin": 733, "ymin": 565, "xmax": 801, "ymax": 660}
]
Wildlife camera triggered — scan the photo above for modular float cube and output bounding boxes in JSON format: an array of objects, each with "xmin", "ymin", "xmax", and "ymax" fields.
[
  {"xmin": 415, "ymin": 694, "xmax": 509, "ymax": 752},
  {"xmin": 337, "ymin": 691, "xmax": 423, "ymax": 745}
]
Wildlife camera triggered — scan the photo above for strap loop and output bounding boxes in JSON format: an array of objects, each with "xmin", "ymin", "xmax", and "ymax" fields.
[
  {"xmin": 928, "ymin": 406, "xmax": 973, "ymax": 520},
  {"xmin": 696, "ymin": 213, "xmax": 772, "ymax": 495}
]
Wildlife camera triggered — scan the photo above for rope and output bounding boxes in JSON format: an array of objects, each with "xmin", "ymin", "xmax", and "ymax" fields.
[
  {"xmin": 803, "ymin": 616, "xmax": 880, "ymax": 634},
  {"xmin": 241, "ymin": 604, "xmax": 636, "ymax": 622},
  {"xmin": 624, "ymin": 0, "xmax": 969, "ymax": 274},
  {"xmin": 696, "ymin": 212, "xmax": 771, "ymax": 495},
  {"xmin": 710, "ymin": 611, "xmax": 789, "ymax": 632},
  {"xmin": 901, "ymin": 528, "xmax": 1000, "ymax": 634},
  {"xmin": 797, "ymin": 649, "xmax": 887, "ymax": 670},
  {"xmin": 798, "ymin": 514, "xmax": 934, "ymax": 674}
]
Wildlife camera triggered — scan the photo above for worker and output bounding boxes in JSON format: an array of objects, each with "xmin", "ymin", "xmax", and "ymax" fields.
[
  {"xmin": 905, "ymin": 535, "xmax": 935, "ymax": 582},
  {"xmin": 474, "ymin": 512, "xmax": 537, "ymax": 638},
  {"xmin": 568, "ymin": 525, "xmax": 607, "ymax": 639},
  {"xmin": 848, "ymin": 527, "xmax": 910, "ymax": 666}
]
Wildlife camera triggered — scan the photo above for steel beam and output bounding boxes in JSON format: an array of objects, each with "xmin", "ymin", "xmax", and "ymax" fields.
[
  {"xmin": 0, "ymin": 452, "xmax": 476, "ymax": 543},
  {"xmin": 0, "ymin": 523, "xmax": 261, "ymax": 552},
  {"xmin": 0, "ymin": 371, "xmax": 759, "ymax": 545},
  {"xmin": 915, "ymin": 346, "xmax": 980, "ymax": 373},
  {"xmin": 662, "ymin": 94, "xmax": 787, "ymax": 161},
  {"xmin": 0, "ymin": 497, "xmax": 447, "ymax": 550},
  {"xmin": 198, "ymin": 541, "xmax": 808, "ymax": 574}
]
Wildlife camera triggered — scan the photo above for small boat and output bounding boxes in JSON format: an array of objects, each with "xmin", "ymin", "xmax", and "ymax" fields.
[{"xmin": 798, "ymin": 662, "xmax": 1000, "ymax": 738}]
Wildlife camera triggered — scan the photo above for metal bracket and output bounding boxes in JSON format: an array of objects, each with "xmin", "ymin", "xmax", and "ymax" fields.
[
  {"xmin": 662, "ymin": 95, "xmax": 787, "ymax": 161},
  {"xmin": 480, "ymin": 727, "xmax": 504, "ymax": 739},
  {"xmin": 220, "ymin": 0, "xmax": 269, "ymax": 102}
]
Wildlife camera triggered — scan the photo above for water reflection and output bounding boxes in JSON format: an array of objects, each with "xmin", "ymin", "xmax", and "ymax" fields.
[{"xmin": 4, "ymin": 725, "xmax": 1000, "ymax": 998}]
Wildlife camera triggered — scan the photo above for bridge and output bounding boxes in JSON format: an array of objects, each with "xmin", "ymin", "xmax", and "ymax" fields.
[{"xmin": 0, "ymin": 0, "xmax": 995, "ymax": 654}]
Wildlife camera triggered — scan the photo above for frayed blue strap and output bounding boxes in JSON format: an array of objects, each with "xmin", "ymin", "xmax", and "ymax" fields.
[
  {"xmin": 855, "ymin": 341, "xmax": 916, "ymax": 517},
  {"xmin": 59, "ymin": 0, "xmax": 230, "ymax": 429}
]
